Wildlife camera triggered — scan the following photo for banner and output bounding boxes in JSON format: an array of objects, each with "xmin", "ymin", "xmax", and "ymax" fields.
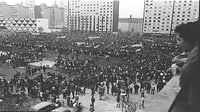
[
  {"xmin": 131, "ymin": 43, "xmax": 143, "ymax": 48},
  {"xmin": 88, "ymin": 36, "xmax": 100, "ymax": 40}
]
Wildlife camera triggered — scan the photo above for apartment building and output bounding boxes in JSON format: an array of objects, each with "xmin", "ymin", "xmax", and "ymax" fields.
[
  {"xmin": 21, "ymin": 0, "xmax": 36, "ymax": 18},
  {"xmin": 143, "ymin": 0, "xmax": 199, "ymax": 34},
  {"xmin": 34, "ymin": 4, "xmax": 65, "ymax": 28},
  {"xmin": 0, "ymin": 2, "xmax": 29, "ymax": 19},
  {"xmin": 67, "ymin": 0, "xmax": 119, "ymax": 33}
]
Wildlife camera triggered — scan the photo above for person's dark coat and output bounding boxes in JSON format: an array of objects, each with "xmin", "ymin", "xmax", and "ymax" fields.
[{"xmin": 169, "ymin": 44, "xmax": 200, "ymax": 112}]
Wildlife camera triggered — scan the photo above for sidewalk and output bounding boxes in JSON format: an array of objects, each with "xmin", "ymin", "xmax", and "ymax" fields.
[
  {"xmin": 58, "ymin": 86, "xmax": 148, "ymax": 112},
  {"xmin": 60, "ymin": 89, "xmax": 122, "ymax": 112}
]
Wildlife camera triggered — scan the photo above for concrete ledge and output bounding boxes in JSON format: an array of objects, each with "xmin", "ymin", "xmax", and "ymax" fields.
[{"xmin": 144, "ymin": 76, "xmax": 180, "ymax": 112}]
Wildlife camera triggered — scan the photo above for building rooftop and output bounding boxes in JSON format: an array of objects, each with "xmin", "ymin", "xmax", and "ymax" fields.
[{"xmin": 119, "ymin": 18, "xmax": 143, "ymax": 23}]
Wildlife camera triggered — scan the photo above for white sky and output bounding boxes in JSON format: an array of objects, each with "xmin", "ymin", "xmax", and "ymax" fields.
[{"xmin": 0, "ymin": 0, "xmax": 144, "ymax": 18}]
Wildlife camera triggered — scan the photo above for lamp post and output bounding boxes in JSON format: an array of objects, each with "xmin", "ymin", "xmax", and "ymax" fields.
[
  {"xmin": 169, "ymin": 0, "xmax": 175, "ymax": 35},
  {"xmin": 90, "ymin": 86, "xmax": 95, "ymax": 112},
  {"xmin": 90, "ymin": 94, "xmax": 95, "ymax": 112}
]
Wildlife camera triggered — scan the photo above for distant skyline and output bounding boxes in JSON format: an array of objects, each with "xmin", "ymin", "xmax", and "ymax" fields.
[{"xmin": 0, "ymin": 0, "xmax": 144, "ymax": 18}]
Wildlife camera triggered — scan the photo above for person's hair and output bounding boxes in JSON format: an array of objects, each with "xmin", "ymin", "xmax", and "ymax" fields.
[{"xmin": 174, "ymin": 20, "xmax": 200, "ymax": 44}]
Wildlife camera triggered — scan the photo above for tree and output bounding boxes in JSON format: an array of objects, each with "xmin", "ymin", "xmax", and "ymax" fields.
[{"xmin": 61, "ymin": 26, "xmax": 68, "ymax": 33}]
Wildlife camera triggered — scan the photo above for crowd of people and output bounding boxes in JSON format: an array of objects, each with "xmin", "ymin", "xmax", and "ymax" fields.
[{"xmin": 0, "ymin": 30, "xmax": 182, "ymax": 111}]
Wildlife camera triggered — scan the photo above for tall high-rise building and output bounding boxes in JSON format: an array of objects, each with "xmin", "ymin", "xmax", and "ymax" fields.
[
  {"xmin": 66, "ymin": 0, "xmax": 119, "ymax": 33},
  {"xmin": 34, "ymin": 4, "xmax": 64, "ymax": 28},
  {"xmin": 21, "ymin": 0, "xmax": 35, "ymax": 18},
  {"xmin": 143, "ymin": 0, "xmax": 199, "ymax": 34},
  {"xmin": 53, "ymin": 0, "xmax": 66, "ymax": 8},
  {"xmin": 0, "ymin": 2, "xmax": 29, "ymax": 19}
]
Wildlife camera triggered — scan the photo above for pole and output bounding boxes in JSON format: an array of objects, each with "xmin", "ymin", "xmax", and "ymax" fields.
[
  {"xmin": 199, "ymin": 0, "xmax": 200, "ymax": 21},
  {"xmin": 170, "ymin": 0, "xmax": 175, "ymax": 35}
]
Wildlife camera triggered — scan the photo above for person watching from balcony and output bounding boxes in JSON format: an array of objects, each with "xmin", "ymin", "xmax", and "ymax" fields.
[{"xmin": 169, "ymin": 21, "xmax": 200, "ymax": 112}]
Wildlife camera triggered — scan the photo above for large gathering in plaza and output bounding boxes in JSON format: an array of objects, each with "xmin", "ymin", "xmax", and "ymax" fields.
[{"xmin": 0, "ymin": 0, "xmax": 200, "ymax": 112}]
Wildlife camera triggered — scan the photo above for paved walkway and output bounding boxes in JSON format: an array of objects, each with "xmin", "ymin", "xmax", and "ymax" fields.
[
  {"xmin": 59, "ymin": 86, "xmax": 145, "ymax": 112},
  {"xmin": 59, "ymin": 89, "xmax": 122, "ymax": 112}
]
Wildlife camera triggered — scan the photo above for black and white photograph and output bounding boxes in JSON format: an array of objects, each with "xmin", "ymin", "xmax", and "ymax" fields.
[{"xmin": 0, "ymin": 0, "xmax": 199, "ymax": 112}]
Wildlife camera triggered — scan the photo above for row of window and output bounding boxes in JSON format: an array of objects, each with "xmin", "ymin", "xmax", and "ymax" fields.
[
  {"xmin": 146, "ymin": 4, "xmax": 193, "ymax": 9},
  {"xmin": 75, "ymin": 2, "xmax": 113, "ymax": 6},
  {"xmin": 70, "ymin": 7, "xmax": 113, "ymax": 10},
  {"xmin": 145, "ymin": 15, "xmax": 191, "ymax": 19},
  {"xmin": 69, "ymin": 25, "xmax": 112, "ymax": 28},
  {"xmin": 145, "ymin": 11, "xmax": 195, "ymax": 16},
  {"xmin": 69, "ymin": 20, "xmax": 112, "ymax": 23},
  {"xmin": 146, "ymin": 0, "xmax": 193, "ymax": 3},
  {"xmin": 70, "ymin": 10, "xmax": 112, "ymax": 13},
  {"xmin": 69, "ymin": 13, "xmax": 112, "ymax": 16},
  {"xmin": 69, "ymin": 26, "xmax": 112, "ymax": 30},
  {"xmin": 143, "ymin": 28, "xmax": 169, "ymax": 31},
  {"xmin": 144, "ymin": 22, "xmax": 191, "ymax": 30}
]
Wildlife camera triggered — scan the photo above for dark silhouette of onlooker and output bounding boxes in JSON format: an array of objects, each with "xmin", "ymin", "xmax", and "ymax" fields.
[{"xmin": 169, "ymin": 21, "xmax": 200, "ymax": 112}]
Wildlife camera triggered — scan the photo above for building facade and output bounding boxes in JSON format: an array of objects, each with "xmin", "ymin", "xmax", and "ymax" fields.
[
  {"xmin": 21, "ymin": 0, "xmax": 36, "ymax": 18},
  {"xmin": 67, "ymin": 0, "xmax": 119, "ymax": 33},
  {"xmin": 0, "ymin": 2, "xmax": 29, "ymax": 19},
  {"xmin": 118, "ymin": 17, "xmax": 143, "ymax": 33},
  {"xmin": 0, "ymin": 18, "xmax": 49, "ymax": 32},
  {"xmin": 143, "ymin": 0, "xmax": 199, "ymax": 34},
  {"xmin": 34, "ymin": 4, "xmax": 64, "ymax": 28}
]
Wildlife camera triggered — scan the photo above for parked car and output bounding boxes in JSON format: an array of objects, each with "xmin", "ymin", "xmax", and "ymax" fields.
[
  {"xmin": 31, "ymin": 101, "xmax": 57, "ymax": 112},
  {"xmin": 51, "ymin": 107, "xmax": 73, "ymax": 112}
]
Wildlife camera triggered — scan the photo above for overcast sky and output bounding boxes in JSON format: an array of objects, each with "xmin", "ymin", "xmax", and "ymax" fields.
[{"xmin": 0, "ymin": 0, "xmax": 144, "ymax": 18}]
